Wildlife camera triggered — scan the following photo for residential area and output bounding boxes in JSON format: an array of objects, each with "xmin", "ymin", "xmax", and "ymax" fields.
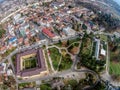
[{"xmin": 0, "ymin": 0, "xmax": 120, "ymax": 90}]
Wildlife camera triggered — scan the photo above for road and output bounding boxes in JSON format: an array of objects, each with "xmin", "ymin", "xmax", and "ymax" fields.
[{"xmin": 18, "ymin": 69, "xmax": 72, "ymax": 83}]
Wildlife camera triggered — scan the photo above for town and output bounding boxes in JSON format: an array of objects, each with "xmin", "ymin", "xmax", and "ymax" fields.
[{"xmin": 0, "ymin": 0, "xmax": 120, "ymax": 90}]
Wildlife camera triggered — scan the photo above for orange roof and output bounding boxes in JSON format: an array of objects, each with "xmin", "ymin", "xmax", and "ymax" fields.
[
  {"xmin": 42, "ymin": 28, "xmax": 55, "ymax": 38},
  {"xmin": 18, "ymin": 38, "xmax": 23, "ymax": 43},
  {"xmin": 0, "ymin": 46, "xmax": 6, "ymax": 51}
]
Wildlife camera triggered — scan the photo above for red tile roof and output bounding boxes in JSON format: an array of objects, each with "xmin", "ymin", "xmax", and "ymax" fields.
[
  {"xmin": 0, "ymin": 46, "xmax": 6, "ymax": 51},
  {"xmin": 42, "ymin": 28, "xmax": 55, "ymax": 38}
]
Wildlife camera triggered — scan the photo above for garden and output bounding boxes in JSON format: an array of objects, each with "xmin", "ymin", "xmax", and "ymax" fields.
[
  {"xmin": 48, "ymin": 47, "xmax": 61, "ymax": 70},
  {"xmin": 22, "ymin": 55, "xmax": 37, "ymax": 70},
  {"xmin": 58, "ymin": 54, "xmax": 72, "ymax": 71}
]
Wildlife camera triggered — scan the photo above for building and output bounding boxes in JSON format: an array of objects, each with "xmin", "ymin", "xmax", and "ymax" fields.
[
  {"xmin": 94, "ymin": 39, "xmax": 100, "ymax": 60},
  {"xmin": 16, "ymin": 48, "xmax": 48, "ymax": 79},
  {"xmin": 63, "ymin": 27, "xmax": 76, "ymax": 36},
  {"xmin": 100, "ymin": 48, "xmax": 106, "ymax": 56},
  {"xmin": 13, "ymin": 14, "xmax": 21, "ymax": 23},
  {"xmin": 0, "ymin": 46, "xmax": 7, "ymax": 54},
  {"xmin": 42, "ymin": 28, "xmax": 55, "ymax": 38},
  {"xmin": 0, "ymin": 63, "xmax": 6, "ymax": 74},
  {"xmin": 9, "ymin": 37, "xmax": 17, "ymax": 47}
]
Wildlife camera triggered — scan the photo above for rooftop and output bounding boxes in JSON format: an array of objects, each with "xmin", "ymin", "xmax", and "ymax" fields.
[{"xmin": 16, "ymin": 48, "xmax": 46, "ymax": 77}]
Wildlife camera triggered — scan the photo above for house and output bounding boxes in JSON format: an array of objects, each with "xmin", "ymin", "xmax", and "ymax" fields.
[
  {"xmin": 18, "ymin": 37, "xmax": 23, "ymax": 45},
  {"xmin": 19, "ymin": 27, "xmax": 26, "ymax": 37},
  {"xmin": 24, "ymin": 38, "xmax": 30, "ymax": 46},
  {"xmin": 42, "ymin": 28, "xmax": 55, "ymax": 38},
  {"xmin": 63, "ymin": 27, "xmax": 76, "ymax": 36},
  {"xmin": 7, "ymin": 69, "xmax": 13, "ymax": 76},
  {"xmin": 100, "ymin": 49, "xmax": 106, "ymax": 56},
  {"xmin": 8, "ymin": 24, "xmax": 15, "ymax": 36},
  {"xmin": 9, "ymin": 37, "xmax": 17, "ymax": 47},
  {"xmin": 0, "ymin": 46, "xmax": 7, "ymax": 54},
  {"xmin": 0, "ymin": 63, "xmax": 6, "ymax": 74},
  {"xmin": 50, "ymin": 2, "xmax": 65, "ymax": 9},
  {"xmin": 13, "ymin": 14, "xmax": 21, "ymax": 23},
  {"xmin": 114, "ymin": 32, "xmax": 120, "ymax": 38}
]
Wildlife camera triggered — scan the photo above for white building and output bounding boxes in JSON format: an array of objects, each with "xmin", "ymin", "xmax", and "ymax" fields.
[
  {"xmin": 100, "ymin": 49, "xmax": 106, "ymax": 56},
  {"xmin": 63, "ymin": 27, "xmax": 76, "ymax": 36},
  {"xmin": 94, "ymin": 39, "xmax": 100, "ymax": 60},
  {"xmin": 13, "ymin": 14, "xmax": 21, "ymax": 23},
  {"xmin": 0, "ymin": 63, "xmax": 6, "ymax": 74}
]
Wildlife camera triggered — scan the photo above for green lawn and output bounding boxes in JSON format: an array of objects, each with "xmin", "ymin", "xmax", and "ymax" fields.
[
  {"xmin": 100, "ymin": 34, "xmax": 107, "ymax": 42},
  {"xmin": 23, "ymin": 56, "xmax": 37, "ymax": 70},
  {"xmin": 59, "ymin": 54, "xmax": 72, "ymax": 71},
  {"xmin": 80, "ymin": 37, "xmax": 92, "ymax": 56},
  {"xmin": 40, "ymin": 84, "xmax": 52, "ymax": 90},
  {"xmin": 110, "ymin": 62, "xmax": 120, "ymax": 76},
  {"xmin": 55, "ymin": 37, "xmax": 80, "ymax": 48},
  {"xmin": 109, "ymin": 46, "xmax": 120, "ymax": 76},
  {"xmin": 49, "ymin": 47, "xmax": 61, "ymax": 70},
  {"xmin": 69, "ymin": 37, "xmax": 80, "ymax": 45}
]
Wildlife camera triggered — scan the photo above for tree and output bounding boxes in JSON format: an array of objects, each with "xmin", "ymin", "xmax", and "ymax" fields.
[
  {"xmin": 82, "ymin": 24, "xmax": 87, "ymax": 30},
  {"xmin": 40, "ymin": 84, "xmax": 52, "ymax": 90},
  {"xmin": 80, "ymin": 13, "xmax": 84, "ymax": 18},
  {"xmin": 59, "ymin": 40, "xmax": 62, "ymax": 45},
  {"xmin": 67, "ymin": 40, "xmax": 70, "ymax": 46}
]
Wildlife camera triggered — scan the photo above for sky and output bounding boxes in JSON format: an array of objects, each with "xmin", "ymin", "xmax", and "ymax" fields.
[
  {"xmin": 113, "ymin": 0, "xmax": 120, "ymax": 5},
  {"xmin": 0, "ymin": 0, "xmax": 4, "ymax": 3}
]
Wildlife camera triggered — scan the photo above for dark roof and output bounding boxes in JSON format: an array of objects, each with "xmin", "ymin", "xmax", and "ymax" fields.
[{"xmin": 16, "ymin": 48, "xmax": 46, "ymax": 77}]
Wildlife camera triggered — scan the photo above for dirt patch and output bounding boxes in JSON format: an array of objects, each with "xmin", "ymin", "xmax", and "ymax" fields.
[{"xmin": 70, "ymin": 47, "xmax": 79, "ymax": 55}]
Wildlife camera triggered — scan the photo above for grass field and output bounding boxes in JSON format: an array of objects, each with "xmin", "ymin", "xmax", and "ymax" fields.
[
  {"xmin": 109, "ymin": 46, "xmax": 120, "ymax": 76},
  {"xmin": 59, "ymin": 54, "xmax": 72, "ymax": 71},
  {"xmin": 80, "ymin": 37, "xmax": 92, "ymax": 56},
  {"xmin": 110, "ymin": 62, "xmax": 120, "ymax": 76},
  {"xmin": 23, "ymin": 56, "xmax": 37, "ymax": 70},
  {"xmin": 49, "ymin": 47, "xmax": 61, "ymax": 70},
  {"xmin": 100, "ymin": 34, "xmax": 107, "ymax": 42}
]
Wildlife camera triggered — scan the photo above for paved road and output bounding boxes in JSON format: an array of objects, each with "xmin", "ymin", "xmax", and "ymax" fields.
[{"xmin": 18, "ymin": 69, "xmax": 72, "ymax": 83}]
